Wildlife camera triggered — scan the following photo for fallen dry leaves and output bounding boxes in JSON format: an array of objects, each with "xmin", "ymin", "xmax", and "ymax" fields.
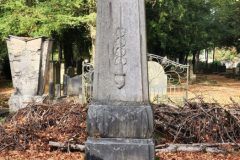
[
  {"xmin": 157, "ymin": 152, "xmax": 240, "ymax": 160},
  {"xmin": 0, "ymin": 150, "xmax": 84, "ymax": 160},
  {"xmin": 0, "ymin": 101, "xmax": 87, "ymax": 151}
]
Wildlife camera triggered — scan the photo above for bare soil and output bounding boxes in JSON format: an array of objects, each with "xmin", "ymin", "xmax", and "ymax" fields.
[{"xmin": 189, "ymin": 75, "xmax": 240, "ymax": 105}]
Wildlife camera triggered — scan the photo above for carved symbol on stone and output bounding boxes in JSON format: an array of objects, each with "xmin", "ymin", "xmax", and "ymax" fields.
[{"xmin": 113, "ymin": 27, "xmax": 127, "ymax": 89}]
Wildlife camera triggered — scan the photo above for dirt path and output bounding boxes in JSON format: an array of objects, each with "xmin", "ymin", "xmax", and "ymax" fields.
[{"xmin": 189, "ymin": 75, "xmax": 240, "ymax": 105}]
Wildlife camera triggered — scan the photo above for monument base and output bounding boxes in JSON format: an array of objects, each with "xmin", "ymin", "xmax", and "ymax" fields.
[
  {"xmin": 87, "ymin": 103, "xmax": 154, "ymax": 138},
  {"xmin": 86, "ymin": 138, "xmax": 155, "ymax": 160},
  {"xmin": 8, "ymin": 94, "xmax": 47, "ymax": 112}
]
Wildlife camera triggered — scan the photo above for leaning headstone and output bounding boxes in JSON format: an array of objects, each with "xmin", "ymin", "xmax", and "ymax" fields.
[
  {"xmin": 66, "ymin": 75, "xmax": 82, "ymax": 96},
  {"xmin": 49, "ymin": 81, "xmax": 55, "ymax": 99},
  {"xmin": 6, "ymin": 36, "xmax": 53, "ymax": 111},
  {"xmin": 63, "ymin": 74, "xmax": 68, "ymax": 96},
  {"xmin": 86, "ymin": 1, "xmax": 154, "ymax": 160},
  {"xmin": 55, "ymin": 84, "xmax": 61, "ymax": 99},
  {"xmin": 148, "ymin": 61, "xmax": 167, "ymax": 102}
]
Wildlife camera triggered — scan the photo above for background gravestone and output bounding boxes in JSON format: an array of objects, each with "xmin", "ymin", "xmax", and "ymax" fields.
[
  {"xmin": 148, "ymin": 61, "xmax": 167, "ymax": 102},
  {"xmin": 6, "ymin": 36, "xmax": 53, "ymax": 112},
  {"xmin": 65, "ymin": 75, "xmax": 82, "ymax": 96},
  {"xmin": 85, "ymin": 0, "xmax": 155, "ymax": 159}
]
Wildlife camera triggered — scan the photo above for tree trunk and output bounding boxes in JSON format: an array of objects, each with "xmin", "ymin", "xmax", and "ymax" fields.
[
  {"xmin": 192, "ymin": 52, "xmax": 196, "ymax": 73},
  {"xmin": 184, "ymin": 52, "xmax": 189, "ymax": 65},
  {"xmin": 63, "ymin": 36, "xmax": 73, "ymax": 70},
  {"xmin": 89, "ymin": 25, "xmax": 96, "ymax": 64},
  {"xmin": 213, "ymin": 47, "xmax": 215, "ymax": 63},
  {"xmin": 196, "ymin": 51, "xmax": 200, "ymax": 63},
  {"xmin": 206, "ymin": 49, "xmax": 209, "ymax": 70}
]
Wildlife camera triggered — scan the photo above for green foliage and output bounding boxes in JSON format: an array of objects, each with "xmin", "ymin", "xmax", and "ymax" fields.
[
  {"xmin": 146, "ymin": 0, "xmax": 240, "ymax": 59},
  {"xmin": 215, "ymin": 48, "xmax": 238, "ymax": 61},
  {"xmin": 0, "ymin": 0, "xmax": 96, "ymax": 39},
  {"xmin": 0, "ymin": 0, "xmax": 96, "ymax": 72},
  {"xmin": 0, "ymin": 0, "xmax": 239, "ymax": 65}
]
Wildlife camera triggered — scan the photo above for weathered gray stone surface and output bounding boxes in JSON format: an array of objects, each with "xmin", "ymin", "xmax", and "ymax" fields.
[
  {"xmin": 66, "ymin": 75, "xmax": 82, "ymax": 96},
  {"xmin": 38, "ymin": 40, "xmax": 53, "ymax": 95},
  {"xmin": 86, "ymin": 138, "xmax": 155, "ymax": 160},
  {"xmin": 49, "ymin": 81, "xmax": 55, "ymax": 99},
  {"xmin": 6, "ymin": 36, "xmax": 53, "ymax": 111},
  {"xmin": 63, "ymin": 74, "xmax": 68, "ymax": 96},
  {"xmin": 86, "ymin": 0, "xmax": 154, "ymax": 159},
  {"xmin": 87, "ymin": 103, "xmax": 153, "ymax": 138},
  {"xmin": 93, "ymin": 0, "xmax": 149, "ymax": 103},
  {"xmin": 55, "ymin": 84, "xmax": 61, "ymax": 98},
  {"xmin": 148, "ymin": 61, "xmax": 167, "ymax": 99}
]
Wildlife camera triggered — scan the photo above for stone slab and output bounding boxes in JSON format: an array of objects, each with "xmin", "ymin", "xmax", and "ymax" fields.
[
  {"xmin": 86, "ymin": 138, "xmax": 155, "ymax": 160},
  {"xmin": 66, "ymin": 75, "xmax": 82, "ymax": 96},
  {"xmin": 148, "ymin": 61, "xmax": 167, "ymax": 97},
  {"xmin": 6, "ymin": 36, "xmax": 52, "ymax": 111},
  {"xmin": 87, "ymin": 103, "xmax": 153, "ymax": 138},
  {"xmin": 8, "ymin": 95, "xmax": 46, "ymax": 112},
  {"xmin": 93, "ymin": 0, "xmax": 149, "ymax": 103}
]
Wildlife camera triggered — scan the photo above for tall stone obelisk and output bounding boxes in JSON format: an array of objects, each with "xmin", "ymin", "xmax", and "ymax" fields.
[{"xmin": 86, "ymin": 0, "xmax": 155, "ymax": 159}]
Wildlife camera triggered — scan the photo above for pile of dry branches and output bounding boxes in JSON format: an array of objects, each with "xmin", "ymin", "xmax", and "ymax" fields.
[
  {"xmin": 154, "ymin": 97, "xmax": 240, "ymax": 144},
  {"xmin": 1, "ymin": 97, "xmax": 240, "ymax": 152},
  {"xmin": 0, "ymin": 101, "xmax": 87, "ymax": 151}
]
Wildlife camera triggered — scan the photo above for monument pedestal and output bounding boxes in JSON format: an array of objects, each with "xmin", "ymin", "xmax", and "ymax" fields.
[
  {"xmin": 87, "ymin": 103, "xmax": 153, "ymax": 138},
  {"xmin": 86, "ymin": 0, "xmax": 154, "ymax": 159},
  {"xmin": 86, "ymin": 138, "xmax": 155, "ymax": 160},
  {"xmin": 86, "ymin": 103, "xmax": 154, "ymax": 160}
]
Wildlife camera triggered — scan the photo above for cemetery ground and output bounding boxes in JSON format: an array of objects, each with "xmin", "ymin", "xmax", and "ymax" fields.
[{"xmin": 1, "ymin": 75, "xmax": 240, "ymax": 159}]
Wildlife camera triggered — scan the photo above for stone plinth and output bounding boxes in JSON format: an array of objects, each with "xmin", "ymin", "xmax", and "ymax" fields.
[
  {"xmin": 86, "ymin": 0, "xmax": 154, "ymax": 159},
  {"xmin": 87, "ymin": 103, "xmax": 153, "ymax": 138},
  {"xmin": 86, "ymin": 138, "xmax": 155, "ymax": 160},
  {"xmin": 6, "ymin": 36, "xmax": 53, "ymax": 111}
]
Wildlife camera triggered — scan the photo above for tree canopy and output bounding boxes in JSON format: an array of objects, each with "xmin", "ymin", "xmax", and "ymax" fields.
[
  {"xmin": 0, "ymin": 0, "xmax": 96, "ymax": 39},
  {"xmin": 0, "ymin": 0, "xmax": 239, "ymax": 66},
  {"xmin": 146, "ymin": 0, "xmax": 240, "ymax": 62}
]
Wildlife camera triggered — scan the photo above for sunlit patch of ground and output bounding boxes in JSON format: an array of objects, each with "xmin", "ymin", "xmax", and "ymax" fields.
[{"xmin": 189, "ymin": 75, "xmax": 240, "ymax": 105}]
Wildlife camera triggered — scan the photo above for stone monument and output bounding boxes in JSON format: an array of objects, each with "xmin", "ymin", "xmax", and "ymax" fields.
[
  {"xmin": 86, "ymin": 0, "xmax": 155, "ymax": 159},
  {"xmin": 148, "ymin": 61, "xmax": 167, "ymax": 102},
  {"xmin": 6, "ymin": 36, "xmax": 53, "ymax": 112}
]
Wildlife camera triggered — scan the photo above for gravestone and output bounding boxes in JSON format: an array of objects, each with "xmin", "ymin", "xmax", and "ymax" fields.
[
  {"xmin": 65, "ymin": 75, "xmax": 82, "ymax": 96},
  {"xmin": 85, "ymin": 0, "xmax": 155, "ymax": 160},
  {"xmin": 148, "ymin": 61, "xmax": 167, "ymax": 102},
  {"xmin": 55, "ymin": 84, "xmax": 61, "ymax": 99},
  {"xmin": 6, "ymin": 36, "xmax": 53, "ymax": 111}
]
